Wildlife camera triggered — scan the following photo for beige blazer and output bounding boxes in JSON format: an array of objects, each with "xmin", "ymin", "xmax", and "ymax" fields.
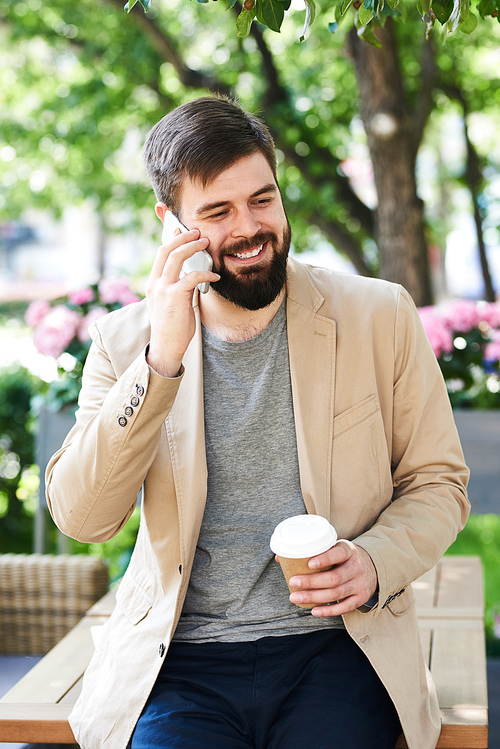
[{"xmin": 46, "ymin": 258, "xmax": 469, "ymax": 749}]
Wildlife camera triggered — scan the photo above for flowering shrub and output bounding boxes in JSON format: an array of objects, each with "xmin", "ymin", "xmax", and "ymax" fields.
[
  {"xmin": 418, "ymin": 299, "xmax": 500, "ymax": 409},
  {"xmin": 26, "ymin": 278, "xmax": 142, "ymax": 410}
]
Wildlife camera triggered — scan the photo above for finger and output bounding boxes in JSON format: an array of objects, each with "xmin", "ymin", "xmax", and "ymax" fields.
[
  {"xmin": 173, "ymin": 270, "xmax": 220, "ymax": 293},
  {"xmin": 161, "ymin": 238, "xmax": 211, "ymax": 285},
  {"xmin": 149, "ymin": 229, "xmax": 201, "ymax": 281},
  {"xmin": 310, "ymin": 596, "xmax": 361, "ymax": 617},
  {"xmin": 308, "ymin": 539, "xmax": 352, "ymax": 570},
  {"xmin": 289, "ymin": 566, "xmax": 350, "ymax": 592},
  {"xmin": 289, "ymin": 579, "xmax": 354, "ymax": 607}
]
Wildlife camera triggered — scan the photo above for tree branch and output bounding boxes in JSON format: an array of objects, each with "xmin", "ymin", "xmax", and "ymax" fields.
[
  {"xmin": 105, "ymin": 0, "xmax": 231, "ymax": 95},
  {"xmin": 441, "ymin": 84, "xmax": 496, "ymax": 301}
]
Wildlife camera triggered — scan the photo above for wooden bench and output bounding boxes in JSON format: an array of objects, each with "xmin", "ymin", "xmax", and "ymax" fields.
[{"xmin": 0, "ymin": 556, "xmax": 488, "ymax": 747}]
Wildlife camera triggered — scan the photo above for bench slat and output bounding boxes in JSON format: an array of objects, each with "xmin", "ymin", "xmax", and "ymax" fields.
[
  {"xmin": 431, "ymin": 628, "xmax": 488, "ymax": 709},
  {"xmin": 412, "ymin": 565, "xmax": 438, "ymax": 610},
  {"xmin": 0, "ymin": 703, "xmax": 76, "ymax": 743},
  {"xmin": 1, "ymin": 616, "xmax": 106, "ymax": 704},
  {"xmin": 436, "ymin": 556, "xmax": 484, "ymax": 611}
]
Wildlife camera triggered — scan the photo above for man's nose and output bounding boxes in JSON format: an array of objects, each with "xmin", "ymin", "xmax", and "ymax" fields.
[{"xmin": 230, "ymin": 209, "xmax": 261, "ymax": 239}]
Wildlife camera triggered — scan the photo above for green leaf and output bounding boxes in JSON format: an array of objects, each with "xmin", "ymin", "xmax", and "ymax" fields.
[
  {"xmin": 477, "ymin": 0, "xmax": 495, "ymax": 15},
  {"xmin": 420, "ymin": 0, "xmax": 431, "ymax": 13},
  {"xmin": 431, "ymin": 0, "xmax": 454, "ymax": 23},
  {"xmin": 300, "ymin": 0, "xmax": 316, "ymax": 40},
  {"xmin": 385, "ymin": 0, "xmax": 399, "ymax": 9},
  {"xmin": 357, "ymin": 21, "xmax": 382, "ymax": 44},
  {"xmin": 124, "ymin": 0, "xmax": 150, "ymax": 10},
  {"xmin": 236, "ymin": 5, "xmax": 256, "ymax": 35},
  {"xmin": 459, "ymin": 8, "xmax": 478, "ymax": 28},
  {"xmin": 340, "ymin": 0, "xmax": 355, "ymax": 16},
  {"xmin": 381, "ymin": 2, "xmax": 401, "ymax": 14},
  {"xmin": 328, "ymin": 20, "xmax": 339, "ymax": 31},
  {"xmin": 260, "ymin": 0, "xmax": 285, "ymax": 31},
  {"xmin": 226, "ymin": 0, "xmax": 238, "ymax": 7},
  {"xmin": 359, "ymin": 5, "xmax": 374, "ymax": 23}
]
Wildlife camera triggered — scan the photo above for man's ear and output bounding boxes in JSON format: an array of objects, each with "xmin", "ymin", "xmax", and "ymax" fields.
[{"xmin": 155, "ymin": 202, "xmax": 169, "ymax": 222}]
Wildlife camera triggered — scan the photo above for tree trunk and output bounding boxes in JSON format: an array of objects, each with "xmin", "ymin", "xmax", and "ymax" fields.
[
  {"xmin": 462, "ymin": 110, "xmax": 496, "ymax": 302},
  {"xmin": 347, "ymin": 21, "xmax": 433, "ymax": 306}
]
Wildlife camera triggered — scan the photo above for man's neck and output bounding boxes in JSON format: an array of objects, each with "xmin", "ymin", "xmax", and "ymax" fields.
[{"xmin": 199, "ymin": 287, "xmax": 286, "ymax": 342}]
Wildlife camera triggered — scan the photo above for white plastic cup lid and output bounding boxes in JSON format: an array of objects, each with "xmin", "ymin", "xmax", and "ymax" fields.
[{"xmin": 270, "ymin": 515, "xmax": 337, "ymax": 559}]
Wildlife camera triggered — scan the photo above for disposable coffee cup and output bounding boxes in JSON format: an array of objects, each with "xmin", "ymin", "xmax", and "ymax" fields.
[{"xmin": 270, "ymin": 515, "xmax": 337, "ymax": 609}]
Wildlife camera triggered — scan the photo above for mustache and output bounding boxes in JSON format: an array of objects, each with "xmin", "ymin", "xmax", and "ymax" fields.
[{"xmin": 220, "ymin": 231, "xmax": 278, "ymax": 257}]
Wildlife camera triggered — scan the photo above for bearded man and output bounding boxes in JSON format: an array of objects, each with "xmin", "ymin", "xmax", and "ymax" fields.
[{"xmin": 46, "ymin": 95, "xmax": 469, "ymax": 749}]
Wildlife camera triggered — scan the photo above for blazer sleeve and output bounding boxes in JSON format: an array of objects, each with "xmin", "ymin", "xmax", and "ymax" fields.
[
  {"xmin": 353, "ymin": 286, "xmax": 470, "ymax": 613},
  {"xmin": 45, "ymin": 320, "xmax": 183, "ymax": 543}
]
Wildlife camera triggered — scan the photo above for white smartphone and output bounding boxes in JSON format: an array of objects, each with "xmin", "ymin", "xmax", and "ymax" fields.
[{"xmin": 161, "ymin": 211, "xmax": 213, "ymax": 294}]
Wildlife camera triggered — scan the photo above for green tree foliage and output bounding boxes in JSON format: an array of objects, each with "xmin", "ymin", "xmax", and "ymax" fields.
[
  {"xmin": 126, "ymin": 0, "xmax": 500, "ymax": 40},
  {"xmin": 0, "ymin": 366, "xmax": 40, "ymax": 552},
  {"xmin": 1, "ymin": 0, "xmax": 500, "ymax": 303}
]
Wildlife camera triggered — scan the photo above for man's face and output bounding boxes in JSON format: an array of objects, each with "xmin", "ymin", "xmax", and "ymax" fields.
[{"xmin": 177, "ymin": 152, "xmax": 291, "ymax": 311}]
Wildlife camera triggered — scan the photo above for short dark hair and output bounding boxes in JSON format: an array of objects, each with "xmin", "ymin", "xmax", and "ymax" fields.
[{"xmin": 143, "ymin": 95, "xmax": 277, "ymax": 215}]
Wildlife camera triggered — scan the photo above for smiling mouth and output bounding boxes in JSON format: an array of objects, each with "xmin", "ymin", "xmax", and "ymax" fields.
[{"xmin": 229, "ymin": 244, "xmax": 265, "ymax": 260}]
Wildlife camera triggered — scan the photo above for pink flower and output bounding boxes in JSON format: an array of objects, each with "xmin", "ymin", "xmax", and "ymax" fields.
[
  {"xmin": 98, "ymin": 277, "xmax": 136, "ymax": 305},
  {"xmin": 69, "ymin": 287, "xmax": 95, "ymax": 306},
  {"xmin": 442, "ymin": 300, "xmax": 481, "ymax": 334},
  {"xmin": 25, "ymin": 299, "xmax": 51, "ymax": 329},
  {"xmin": 78, "ymin": 307, "xmax": 108, "ymax": 342},
  {"xmin": 418, "ymin": 306, "xmax": 454, "ymax": 359},
  {"xmin": 476, "ymin": 302, "xmax": 500, "ymax": 330},
  {"xmin": 484, "ymin": 331, "xmax": 500, "ymax": 364},
  {"xmin": 33, "ymin": 305, "xmax": 81, "ymax": 359},
  {"xmin": 120, "ymin": 291, "xmax": 141, "ymax": 306}
]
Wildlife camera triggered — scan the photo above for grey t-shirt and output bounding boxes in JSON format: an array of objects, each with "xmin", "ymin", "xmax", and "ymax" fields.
[{"xmin": 173, "ymin": 299, "xmax": 343, "ymax": 642}]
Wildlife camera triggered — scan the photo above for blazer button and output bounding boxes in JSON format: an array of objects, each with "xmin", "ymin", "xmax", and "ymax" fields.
[
  {"xmin": 130, "ymin": 396, "xmax": 140, "ymax": 407},
  {"xmin": 159, "ymin": 643, "xmax": 166, "ymax": 657},
  {"xmin": 124, "ymin": 406, "xmax": 134, "ymax": 417},
  {"xmin": 136, "ymin": 385, "xmax": 145, "ymax": 396},
  {"xmin": 118, "ymin": 416, "xmax": 127, "ymax": 427}
]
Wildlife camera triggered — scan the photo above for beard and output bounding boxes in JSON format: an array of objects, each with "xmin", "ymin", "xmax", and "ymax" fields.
[{"xmin": 210, "ymin": 220, "xmax": 292, "ymax": 311}]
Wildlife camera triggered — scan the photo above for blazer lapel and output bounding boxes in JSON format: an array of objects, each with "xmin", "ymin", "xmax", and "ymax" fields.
[{"xmin": 286, "ymin": 259, "xmax": 336, "ymax": 519}]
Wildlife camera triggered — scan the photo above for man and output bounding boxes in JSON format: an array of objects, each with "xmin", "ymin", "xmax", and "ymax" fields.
[{"xmin": 46, "ymin": 95, "xmax": 469, "ymax": 749}]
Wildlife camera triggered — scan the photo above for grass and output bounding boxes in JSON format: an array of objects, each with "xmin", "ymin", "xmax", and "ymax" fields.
[{"xmin": 445, "ymin": 513, "xmax": 500, "ymax": 656}]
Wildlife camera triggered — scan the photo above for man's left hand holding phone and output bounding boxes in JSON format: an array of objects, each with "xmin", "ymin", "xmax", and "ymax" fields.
[{"xmin": 146, "ymin": 206, "xmax": 220, "ymax": 378}]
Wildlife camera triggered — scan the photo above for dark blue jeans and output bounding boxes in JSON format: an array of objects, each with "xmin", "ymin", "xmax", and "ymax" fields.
[{"xmin": 130, "ymin": 628, "xmax": 401, "ymax": 748}]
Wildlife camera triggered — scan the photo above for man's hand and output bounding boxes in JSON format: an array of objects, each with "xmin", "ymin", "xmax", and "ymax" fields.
[
  {"xmin": 146, "ymin": 228, "xmax": 219, "ymax": 378},
  {"xmin": 287, "ymin": 540, "xmax": 378, "ymax": 617}
]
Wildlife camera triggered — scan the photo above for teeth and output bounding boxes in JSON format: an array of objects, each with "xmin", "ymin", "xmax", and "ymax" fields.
[{"xmin": 233, "ymin": 245, "xmax": 263, "ymax": 259}]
